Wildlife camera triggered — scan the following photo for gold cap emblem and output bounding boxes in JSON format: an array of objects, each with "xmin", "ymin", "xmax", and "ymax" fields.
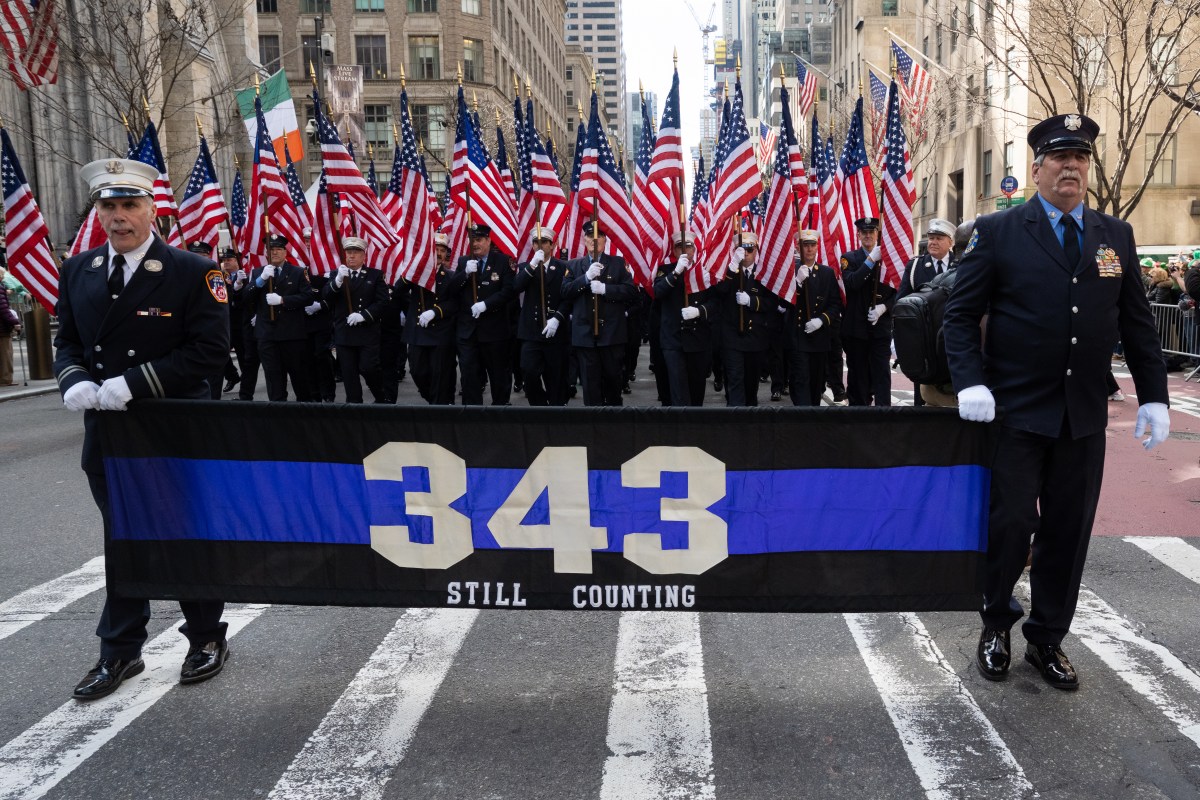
[
  {"xmin": 105, "ymin": 160, "xmax": 124, "ymax": 174},
  {"xmin": 1065, "ymin": 115, "xmax": 1082, "ymax": 131}
]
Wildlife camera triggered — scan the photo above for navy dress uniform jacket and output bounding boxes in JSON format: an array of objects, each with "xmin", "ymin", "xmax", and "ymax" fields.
[
  {"xmin": 449, "ymin": 252, "xmax": 515, "ymax": 342},
  {"xmin": 512, "ymin": 257, "xmax": 571, "ymax": 342},
  {"xmin": 840, "ymin": 248, "xmax": 897, "ymax": 339},
  {"xmin": 943, "ymin": 198, "xmax": 1169, "ymax": 439},
  {"xmin": 322, "ymin": 267, "xmax": 390, "ymax": 346},
  {"xmin": 898, "ymin": 252, "xmax": 955, "ymax": 300},
  {"xmin": 653, "ymin": 263, "xmax": 717, "ymax": 352},
  {"xmin": 245, "ymin": 262, "xmax": 315, "ymax": 342},
  {"xmin": 786, "ymin": 262, "xmax": 843, "ymax": 353},
  {"xmin": 400, "ymin": 266, "xmax": 460, "ymax": 347},
  {"xmin": 53, "ymin": 238, "xmax": 229, "ymax": 473},
  {"xmin": 716, "ymin": 264, "xmax": 777, "ymax": 352},
  {"xmin": 563, "ymin": 254, "xmax": 637, "ymax": 347}
]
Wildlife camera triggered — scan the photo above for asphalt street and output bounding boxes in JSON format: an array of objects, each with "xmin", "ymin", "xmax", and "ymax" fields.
[{"xmin": 2, "ymin": 359, "xmax": 1199, "ymax": 800}]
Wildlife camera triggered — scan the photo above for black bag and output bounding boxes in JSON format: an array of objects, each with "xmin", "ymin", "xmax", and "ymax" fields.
[{"xmin": 892, "ymin": 269, "xmax": 958, "ymax": 385}]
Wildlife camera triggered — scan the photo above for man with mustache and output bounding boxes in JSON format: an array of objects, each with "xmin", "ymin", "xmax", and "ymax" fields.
[{"xmin": 944, "ymin": 114, "xmax": 1170, "ymax": 691}]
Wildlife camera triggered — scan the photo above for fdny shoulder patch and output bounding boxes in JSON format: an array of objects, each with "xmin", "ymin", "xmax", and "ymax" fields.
[
  {"xmin": 206, "ymin": 270, "xmax": 228, "ymax": 303},
  {"xmin": 963, "ymin": 229, "xmax": 980, "ymax": 257}
]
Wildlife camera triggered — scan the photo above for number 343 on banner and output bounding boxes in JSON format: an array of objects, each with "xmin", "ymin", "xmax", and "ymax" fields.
[{"xmin": 363, "ymin": 444, "xmax": 728, "ymax": 576}]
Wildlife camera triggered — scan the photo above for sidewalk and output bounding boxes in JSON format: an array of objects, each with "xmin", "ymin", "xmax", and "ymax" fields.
[{"xmin": 0, "ymin": 333, "xmax": 57, "ymax": 403}]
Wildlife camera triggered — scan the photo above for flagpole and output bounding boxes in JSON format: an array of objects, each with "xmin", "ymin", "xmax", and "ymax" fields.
[
  {"xmin": 779, "ymin": 65, "xmax": 809, "ymax": 318},
  {"xmin": 459, "ymin": 65, "xmax": 479, "ymax": 305},
  {"xmin": 882, "ymin": 28, "xmax": 956, "ymax": 76},
  {"xmin": 253, "ymin": 76, "xmax": 277, "ymax": 322}
]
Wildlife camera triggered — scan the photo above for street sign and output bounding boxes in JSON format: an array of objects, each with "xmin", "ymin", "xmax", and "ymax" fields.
[
  {"xmin": 1000, "ymin": 175, "xmax": 1019, "ymax": 197},
  {"xmin": 996, "ymin": 196, "xmax": 1027, "ymax": 209}
]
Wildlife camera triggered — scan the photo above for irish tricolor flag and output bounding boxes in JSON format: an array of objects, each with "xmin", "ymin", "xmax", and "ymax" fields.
[{"xmin": 236, "ymin": 70, "xmax": 303, "ymax": 169}]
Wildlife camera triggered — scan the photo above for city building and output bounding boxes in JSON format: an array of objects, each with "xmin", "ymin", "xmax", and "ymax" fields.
[
  {"xmin": 626, "ymin": 90, "xmax": 658, "ymax": 154},
  {"xmin": 564, "ymin": 0, "xmax": 627, "ymax": 158}
]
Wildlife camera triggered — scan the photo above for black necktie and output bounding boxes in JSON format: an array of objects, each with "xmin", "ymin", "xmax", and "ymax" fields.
[
  {"xmin": 107, "ymin": 255, "xmax": 126, "ymax": 303},
  {"xmin": 1061, "ymin": 216, "xmax": 1080, "ymax": 266}
]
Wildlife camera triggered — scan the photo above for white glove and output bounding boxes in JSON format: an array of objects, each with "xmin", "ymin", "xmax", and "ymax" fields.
[
  {"xmin": 868, "ymin": 245, "xmax": 882, "ymax": 263},
  {"xmin": 261, "ymin": 264, "xmax": 276, "ymax": 279},
  {"xmin": 957, "ymin": 384, "xmax": 996, "ymax": 423},
  {"xmin": 334, "ymin": 264, "xmax": 350, "ymax": 288},
  {"xmin": 233, "ymin": 270, "xmax": 246, "ymax": 291},
  {"xmin": 531, "ymin": 250, "xmax": 546, "ymax": 266},
  {"xmin": 681, "ymin": 306, "xmax": 701, "ymax": 321},
  {"xmin": 400, "ymin": 311, "xmax": 407, "ymax": 326},
  {"xmin": 727, "ymin": 261, "xmax": 741, "ymax": 275},
  {"xmin": 542, "ymin": 317, "xmax": 560, "ymax": 338},
  {"xmin": 674, "ymin": 255, "xmax": 690, "ymax": 275},
  {"xmin": 266, "ymin": 292, "xmax": 283, "ymax": 306},
  {"xmin": 586, "ymin": 262, "xmax": 603, "ymax": 280},
  {"xmin": 1134, "ymin": 402, "xmax": 1170, "ymax": 451},
  {"xmin": 471, "ymin": 301, "xmax": 487, "ymax": 318},
  {"xmin": 590, "ymin": 280, "xmax": 606, "ymax": 295},
  {"xmin": 465, "ymin": 259, "xmax": 480, "ymax": 275},
  {"xmin": 304, "ymin": 301, "xmax": 322, "ymax": 316},
  {"xmin": 97, "ymin": 376, "xmax": 132, "ymax": 411},
  {"xmin": 63, "ymin": 381, "xmax": 101, "ymax": 411},
  {"xmin": 733, "ymin": 246, "xmax": 747, "ymax": 264},
  {"xmin": 346, "ymin": 312, "xmax": 365, "ymax": 326},
  {"xmin": 796, "ymin": 265, "xmax": 811, "ymax": 283},
  {"xmin": 804, "ymin": 318, "xmax": 823, "ymax": 334},
  {"xmin": 418, "ymin": 309, "xmax": 436, "ymax": 327},
  {"xmin": 735, "ymin": 291, "xmax": 751, "ymax": 307},
  {"xmin": 867, "ymin": 303, "xmax": 887, "ymax": 324}
]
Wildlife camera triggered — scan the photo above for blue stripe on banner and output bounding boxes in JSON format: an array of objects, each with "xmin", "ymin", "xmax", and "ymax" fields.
[{"xmin": 105, "ymin": 458, "xmax": 988, "ymax": 553}]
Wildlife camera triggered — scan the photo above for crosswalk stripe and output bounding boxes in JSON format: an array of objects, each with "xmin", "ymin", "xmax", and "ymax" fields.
[
  {"xmin": 1124, "ymin": 537, "xmax": 1200, "ymax": 584},
  {"xmin": 0, "ymin": 604, "xmax": 268, "ymax": 800},
  {"xmin": 266, "ymin": 608, "xmax": 479, "ymax": 800},
  {"xmin": 845, "ymin": 613, "xmax": 1037, "ymax": 800},
  {"xmin": 0, "ymin": 558, "xmax": 106, "ymax": 643},
  {"xmin": 600, "ymin": 612, "xmax": 715, "ymax": 800}
]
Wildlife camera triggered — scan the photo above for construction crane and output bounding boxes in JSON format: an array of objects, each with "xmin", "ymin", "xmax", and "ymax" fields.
[{"xmin": 683, "ymin": 0, "xmax": 718, "ymax": 109}]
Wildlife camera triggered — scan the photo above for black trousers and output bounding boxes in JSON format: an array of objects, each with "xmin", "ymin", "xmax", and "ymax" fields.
[
  {"xmin": 785, "ymin": 348, "xmax": 812, "ymax": 406},
  {"xmin": 459, "ymin": 338, "xmax": 512, "ymax": 405},
  {"xmin": 410, "ymin": 343, "xmax": 457, "ymax": 404},
  {"xmin": 648, "ymin": 336, "xmax": 672, "ymax": 404},
  {"xmin": 307, "ymin": 329, "xmax": 336, "ymax": 401},
  {"xmin": 722, "ymin": 347, "xmax": 765, "ymax": 406},
  {"xmin": 338, "ymin": 342, "xmax": 384, "ymax": 403},
  {"xmin": 826, "ymin": 324, "xmax": 845, "ymax": 395},
  {"xmin": 520, "ymin": 339, "xmax": 569, "ymax": 406},
  {"xmin": 662, "ymin": 348, "xmax": 709, "ymax": 406},
  {"xmin": 237, "ymin": 327, "xmax": 260, "ymax": 400},
  {"xmin": 379, "ymin": 331, "xmax": 407, "ymax": 403},
  {"xmin": 258, "ymin": 338, "xmax": 311, "ymax": 402},
  {"xmin": 577, "ymin": 345, "xmax": 625, "ymax": 406},
  {"xmin": 981, "ymin": 425, "xmax": 1106, "ymax": 646},
  {"xmin": 88, "ymin": 472, "xmax": 225, "ymax": 660},
  {"xmin": 843, "ymin": 335, "xmax": 891, "ymax": 406},
  {"xmin": 765, "ymin": 336, "xmax": 786, "ymax": 395}
]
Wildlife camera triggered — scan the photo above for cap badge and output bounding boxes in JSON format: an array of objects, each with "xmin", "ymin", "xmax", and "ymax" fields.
[
  {"xmin": 1065, "ymin": 115, "xmax": 1082, "ymax": 131},
  {"xmin": 90, "ymin": 256, "xmax": 103, "ymax": 269},
  {"xmin": 105, "ymin": 160, "xmax": 124, "ymax": 174}
]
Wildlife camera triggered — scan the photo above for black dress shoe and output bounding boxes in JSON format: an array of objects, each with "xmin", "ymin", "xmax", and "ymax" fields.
[
  {"xmin": 832, "ymin": 390, "xmax": 847, "ymax": 402},
  {"xmin": 73, "ymin": 657, "xmax": 145, "ymax": 701},
  {"xmin": 180, "ymin": 641, "xmax": 229, "ymax": 685},
  {"xmin": 771, "ymin": 390, "xmax": 782, "ymax": 401},
  {"xmin": 976, "ymin": 627, "xmax": 1010, "ymax": 681},
  {"xmin": 222, "ymin": 376, "xmax": 241, "ymax": 393},
  {"xmin": 713, "ymin": 378, "xmax": 723, "ymax": 392},
  {"xmin": 1025, "ymin": 643, "xmax": 1079, "ymax": 690}
]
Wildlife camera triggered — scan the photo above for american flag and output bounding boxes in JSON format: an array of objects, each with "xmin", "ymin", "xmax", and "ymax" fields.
[
  {"xmin": 242, "ymin": 94, "xmax": 297, "ymax": 268},
  {"xmin": 417, "ymin": 148, "xmax": 442, "ymax": 230},
  {"xmin": 804, "ymin": 112, "xmax": 822, "ymax": 231},
  {"xmin": 794, "ymin": 59, "xmax": 818, "ymax": 121},
  {"xmin": 177, "ymin": 134, "xmax": 228, "ymax": 252},
  {"xmin": 648, "ymin": 68, "xmax": 684, "ymax": 184},
  {"xmin": 512, "ymin": 94, "xmax": 526, "ymax": 198},
  {"xmin": 629, "ymin": 95, "xmax": 668, "ymax": 293},
  {"xmin": 690, "ymin": 98, "xmax": 731, "ymax": 294},
  {"xmin": 576, "ymin": 89, "xmax": 642, "ymax": 269},
  {"xmin": 561, "ymin": 111, "xmax": 589, "ymax": 260},
  {"xmin": 545, "ymin": 132, "xmax": 559, "ymax": 174},
  {"xmin": 309, "ymin": 170, "xmax": 341, "ymax": 277},
  {"xmin": 879, "ymin": 79, "xmax": 914, "ymax": 291},
  {"xmin": 67, "ymin": 207, "xmax": 106, "ymax": 257},
  {"xmin": 450, "ymin": 85, "xmax": 519, "ymax": 257},
  {"xmin": 837, "ymin": 98, "xmax": 879, "ymax": 227},
  {"xmin": 382, "ymin": 87, "xmax": 436, "ymax": 289},
  {"xmin": 280, "ymin": 143, "xmax": 315, "ymax": 263},
  {"xmin": 312, "ymin": 88, "xmax": 399, "ymax": 258},
  {"xmin": 495, "ymin": 125, "xmax": 518, "ymax": 210},
  {"xmin": 0, "ymin": 0, "xmax": 57, "ymax": 90},
  {"xmin": 689, "ymin": 156, "xmax": 705, "ymax": 224},
  {"xmin": 526, "ymin": 97, "xmax": 567, "ymax": 244},
  {"xmin": 891, "ymin": 41, "xmax": 933, "ymax": 116},
  {"xmin": 706, "ymin": 80, "xmax": 760, "ymax": 252},
  {"xmin": 778, "ymin": 82, "xmax": 807, "ymax": 221},
  {"xmin": 821, "ymin": 136, "xmax": 852, "ymax": 274},
  {"xmin": 1, "ymin": 127, "xmax": 57, "ymax": 312},
  {"xmin": 230, "ymin": 167, "xmax": 247, "ymax": 255},
  {"xmin": 515, "ymin": 101, "xmax": 538, "ymax": 265},
  {"xmin": 130, "ymin": 121, "xmax": 181, "ymax": 226},
  {"xmin": 756, "ymin": 121, "xmax": 778, "ymax": 174},
  {"xmin": 757, "ymin": 129, "xmax": 797, "ymax": 306},
  {"xmin": 868, "ymin": 71, "xmax": 889, "ymax": 167},
  {"xmin": 366, "ymin": 150, "xmax": 379, "ymax": 197},
  {"xmin": 441, "ymin": 171, "xmax": 469, "ymax": 262}
]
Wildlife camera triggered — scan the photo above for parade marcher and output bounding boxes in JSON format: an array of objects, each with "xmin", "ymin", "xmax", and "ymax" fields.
[
  {"xmin": 0, "ymin": 268, "xmax": 19, "ymax": 386},
  {"xmin": 218, "ymin": 248, "xmax": 244, "ymax": 394},
  {"xmin": 53, "ymin": 159, "xmax": 231, "ymax": 700},
  {"xmin": 448, "ymin": 224, "xmax": 515, "ymax": 405},
  {"xmin": 379, "ymin": 273, "xmax": 408, "ymax": 404},
  {"xmin": 840, "ymin": 217, "xmax": 896, "ymax": 406},
  {"xmin": 653, "ymin": 229, "xmax": 716, "ymax": 406},
  {"xmin": 622, "ymin": 284, "xmax": 650, "ymax": 394},
  {"xmin": 512, "ymin": 228, "xmax": 571, "ymax": 406},
  {"xmin": 899, "ymin": 218, "xmax": 957, "ymax": 407},
  {"xmin": 944, "ymin": 113, "xmax": 1170, "ymax": 690},
  {"xmin": 716, "ymin": 232, "xmax": 776, "ymax": 406},
  {"xmin": 230, "ymin": 255, "xmax": 262, "ymax": 401},
  {"xmin": 785, "ymin": 229, "xmax": 843, "ymax": 406},
  {"xmin": 300, "ymin": 229, "xmax": 336, "ymax": 402},
  {"xmin": 563, "ymin": 220, "xmax": 637, "ymax": 406},
  {"xmin": 403, "ymin": 232, "xmax": 460, "ymax": 405},
  {"xmin": 245, "ymin": 234, "xmax": 316, "ymax": 401},
  {"xmin": 322, "ymin": 236, "xmax": 389, "ymax": 403},
  {"xmin": 187, "ymin": 241, "xmax": 226, "ymax": 400}
]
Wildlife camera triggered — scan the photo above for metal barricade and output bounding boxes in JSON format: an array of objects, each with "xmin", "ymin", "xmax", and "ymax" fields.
[{"xmin": 1149, "ymin": 302, "xmax": 1200, "ymax": 381}]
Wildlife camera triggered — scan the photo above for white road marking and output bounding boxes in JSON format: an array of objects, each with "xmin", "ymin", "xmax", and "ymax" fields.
[
  {"xmin": 266, "ymin": 608, "xmax": 478, "ymax": 800},
  {"xmin": 1124, "ymin": 537, "xmax": 1200, "ymax": 584},
  {"xmin": 0, "ymin": 603, "xmax": 268, "ymax": 800},
  {"xmin": 600, "ymin": 612, "xmax": 715, "ymax": 800},
  {"xmin": 844, "ymin": 613, "xmax": 1038, "ymax": 800},
  {"xmin": 0, "ymin": 558, "xmax": 106, "ymax": 643}
]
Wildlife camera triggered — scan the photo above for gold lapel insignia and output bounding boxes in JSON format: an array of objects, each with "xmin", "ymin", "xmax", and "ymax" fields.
[{"xmin": 143, "ymin": 259, "xmax": 163, "ymax": 273}]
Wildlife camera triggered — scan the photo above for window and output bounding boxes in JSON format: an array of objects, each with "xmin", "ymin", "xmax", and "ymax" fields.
[
  {"xmin": 1004, "ymin": 141, "xmax": 1014, "ymax": 177},
  {"xmin": 981, "ymin": 150, "xmax": 992, "ymax": 197},
  {"xmin": 363, "ymin": 105, "xmax": 393, "ymax": 149},
  {"xmin": 410, "ymin": 36, "xmax": 440, "ymax": 79},
  {"xmin": 463, "ymin": 38, "xmax": 483, "ymax": 82},
  {"xmin": 882, "ymin": 0, "xmax": 897, "ymax": 14},
  {"xmin": 920, "ymin": 176, "xmax": 929, "ymax": 215},
  {"xmin": 302, "ymin": 36, "xmax": 321, "ymax": 72},
  {"xmin": 936, "ymin": 24, "xmax": 943, "ymax": 62},
  {"xmin": 407, "ymin": 0, "xmax": 436, "ymax": 10},
  {"xmin": 411, "ymin": 104, "xmax": 446, "ymax": 152},
  {"xmin": 984, "ymin": 61, "xmax": 994, "ymax": 95},
  {"xmin": 951, "ymin": 9, "xmax": 959, "ymax": 50},
  {"xmin": 1005, "ymin": 47, "xmax": 1016, "ymax": 97},
  {"xmin": 565, "ymin": 65, "xmax": 573, "ymax": 81},
  {"xmin": 923, "ymin": 36, "xmax": 929, "ymax": 57},
  {"xmin": 356, "ymin": 0, "xmax": 385, "ymax": 9},
  {"xmin": 256, "ymin": 0, "xmax": 277, "ymax": 11},
  {"xmin": 1077, "ymin": 36, "xmax": 1106, "ymax": 86},
  {"xmin": 1151, "ymin": 36, "xmax": 1177, "ymax": 84},
  {"xmin": 804, "ymin": 12, "xmax": 811, "ymax": 22},
  {"xmin": 357, "ymin": 35, "xmax": 388, "ymax": 80},
  {"xmin": 462, "ymin": 0, "xmax": 481, "ymax": 12},
  {"xmin": 300, "ymin": 0, "xmax": 330, "ymax": 11},
  {"xmin": 258, "ymin": 35, "xmax": 281, "ymax": 73},
  {"xmin": 1146, "ymin": 133, "xmax": 1176, "ymax": 186},
  {"xmin": 949, "ymin": 84, "xmax": 957, "ymax": 131}
]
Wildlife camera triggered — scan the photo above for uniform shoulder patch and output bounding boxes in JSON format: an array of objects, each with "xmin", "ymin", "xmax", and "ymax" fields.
[
  {"xmin": 963, "ymin": 229, "xmax": 980, "ymax": 257},
  {"xmin": 206, "ymin": 270, "xmax": 228, "ymax": 303},
  {"xmin": 840, "ymin": 258, "xmax": 850, "ymax": 269}
]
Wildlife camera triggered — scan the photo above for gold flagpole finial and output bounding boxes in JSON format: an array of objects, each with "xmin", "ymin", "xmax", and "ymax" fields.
[
  {"xmin": 514, "ymin": 74, "xmax": 520, "ymax": 99},
  {"xmin": 392, "ymin": 122, "xmax": 399, "ymax": 142},
  {"xmin": 736, "ymin": 55, "xmax": 741, "ymax": 82},
  {"xmin": 494, "ymin": 108, "xmax": 501, "ymax": 127},
  {"xmin": 142, "ymin": 95, "xmax": 150, "ymax": 115},
  {"xmin": 195, "ymin": 114, "xmax": 204, "ymax": 142},
  {"xmin": 673, "ymin": 48, "xmax": 678, "ymax": 67},
  {"xmin": 472, "ymin": 91, "xmax": 479, "ymax": 112},
  {"xmin": 233, "ymin": 153, "xmax": 241, "ymax": 170},
  {"xmin": 253, "ymin": 73, "xmax": 260, "ymax": 94},
  {"xmin": 121, "ymin": 111, "xmax": 131, "ymax": 133},
  {"xmin": 592, "ymin": 72, "xmax": 598, "ymax": 91},
  {"xmin": 400, "ymin": 63, "xmax": 406, "ymax": 89},
  {"xmin": 308, "ymin": 60, "xmax": 316, "ymax": 84},
  {"xmin": 457, "ymin": 63, "xmax": 463, "ymax": 86},
  {"xmin": 526, "ymin": 81, "xmax": 532, "ymax": 99},
  {"xmin": 418, "ymin": 138, "xmax": 425, "ymax": 155},
  {"xmin": 368, "ymin": 142, "xmax": 374, "ymax": 160}
]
